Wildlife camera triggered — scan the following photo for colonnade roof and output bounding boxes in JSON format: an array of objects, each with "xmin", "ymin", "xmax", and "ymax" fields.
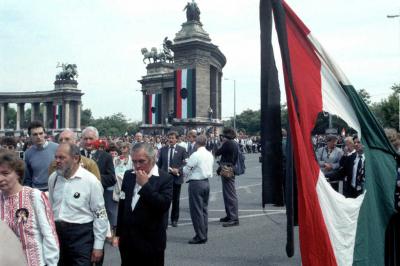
[{"xmin": 0, "ymin": 89, "xmax": 83, "ymax": 104}]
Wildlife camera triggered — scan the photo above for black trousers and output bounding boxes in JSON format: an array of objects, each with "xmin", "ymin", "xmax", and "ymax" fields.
[
  {"xmin": 56, "ymin": 221, "xmax": 103, "ymax": 266},
  {"xmin": 171, "ymin": 183, "xmax": 181, "ymax": 222},
  {"xmin": 119, "ymin": 240, "xmax": 164, "ymax": 266}
]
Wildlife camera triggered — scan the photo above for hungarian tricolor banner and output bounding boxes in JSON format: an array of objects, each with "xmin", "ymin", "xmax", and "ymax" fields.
[
  {"xmin": 53, "ymin": 104, "xmax": 62, "ymax": 129},
  {"xmin": 175, "ymin": 68, "xmax": 196, "ymax": 119},
  {"xmin": 145, "ymin": 93, "xmax": 161, "ymax": 124},
  {"xmin": 261, "ymin": 0, "xmax": 398, "ymax": 265}
]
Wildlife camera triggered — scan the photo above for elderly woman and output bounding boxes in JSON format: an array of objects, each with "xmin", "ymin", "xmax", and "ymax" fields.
[{"xmin": 0, "ymin": 149, "xmax": 59, "ymax": 266}]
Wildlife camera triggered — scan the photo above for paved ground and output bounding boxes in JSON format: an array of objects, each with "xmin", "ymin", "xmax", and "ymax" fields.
[{"xmin": 104, "ymin": 153, "xmax": 301, "ymax": 266}]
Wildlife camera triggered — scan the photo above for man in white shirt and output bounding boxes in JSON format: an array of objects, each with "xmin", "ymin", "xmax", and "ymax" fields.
[
  {"xmin": 48, "ymin": 143, "xmax": 108, "ymax": 265},
  {"xmin": 183, "ymin": 135, "xmax": 214, "ymax": 244}
]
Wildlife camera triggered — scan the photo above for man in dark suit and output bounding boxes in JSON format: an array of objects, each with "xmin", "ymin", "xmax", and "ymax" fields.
[
  {"xmin": 81, "ymin": 126, "xmax": 117, "ymax": 241},
  {"xmin": 187, "ymin": 129, "xmax": 197, "ymax": 156},
  {"xmin": 339, "ymin": 136, "xmax": 365, "ymax": 198},
  {"xmin": 157, "ymin": 131, "xmax": 187, "ymax": 227},
  {"xmin": 116, "ymin": 142, "xmax": 173, "ymax": 266}
]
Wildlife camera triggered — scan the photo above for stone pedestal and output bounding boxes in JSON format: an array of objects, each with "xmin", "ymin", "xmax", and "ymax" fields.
[{"xmin": 54, "ymin": 80, "xmax": 78, "ymax": 90}]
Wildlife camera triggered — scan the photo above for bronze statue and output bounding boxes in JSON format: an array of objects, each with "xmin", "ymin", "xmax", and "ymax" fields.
[
  {"xmin": 141, "ymin": 38, "xmax": 174, "ymax": 64},
  {"xmin": 56, "ymin": 63, "xmax": 78, "ymax": 80},
  {"xmin": 183, "ymin": 0, "xmax": 200, "ymax": 22},
  {"xmin": 162, "ymin": 37, "xmax": 174, "ymax": 63},
  {"xmin": 141, "ymin": 47, "xmax": 158, "ymax": 64}
]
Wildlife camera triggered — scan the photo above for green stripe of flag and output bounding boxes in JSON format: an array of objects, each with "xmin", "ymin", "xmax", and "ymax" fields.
[{"xmin": 343, "ymin": 84, "xmax": 397, "ymax": 265}]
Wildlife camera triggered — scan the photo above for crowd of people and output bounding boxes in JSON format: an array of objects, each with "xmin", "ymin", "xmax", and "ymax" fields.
[
  {"xmin": 4, "ymin": 121, "xmax": 400, "ymax": 265},
  {"xmin": 0, "ymin": 121, "xmax": 243, "ymax": 266},
  {"xmin": 313, "ymin": 134, "xmax": 366, "ymax": 198}
]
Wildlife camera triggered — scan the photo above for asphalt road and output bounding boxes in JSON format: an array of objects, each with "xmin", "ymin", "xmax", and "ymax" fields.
[{"xmin": 104, "ymin": 153, "xmax": 301, "ymax": 266}]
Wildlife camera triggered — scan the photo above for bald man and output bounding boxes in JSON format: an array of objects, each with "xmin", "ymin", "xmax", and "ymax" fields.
[{"xmin": 48, "ymin": 129, "xmax": 101, "ymax": 179}]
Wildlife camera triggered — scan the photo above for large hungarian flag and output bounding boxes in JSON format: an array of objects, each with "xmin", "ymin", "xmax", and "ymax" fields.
[
  {"xmin": 175, "ymin": 68, "xmax": 196, "ymax": 119},
  {"xmin": 145, "ymin": 93, "xmax": 161, "ymax": 124},
  {"xmin": 262, "ymin": 0, "xmax": 398, "ymax": 265}
]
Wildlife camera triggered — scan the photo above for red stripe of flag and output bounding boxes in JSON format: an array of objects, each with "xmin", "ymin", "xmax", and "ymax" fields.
[
  {"xmin": 176, "ymin": 70, "xmax": 182, "ymax": 119},
  {"xmin": 279, "ymin": 1, "xmax": 336, "ymax": 265}
]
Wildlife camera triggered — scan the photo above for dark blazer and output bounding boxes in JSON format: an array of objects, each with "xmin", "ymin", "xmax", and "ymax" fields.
[
  {"xmin": 215, "ymin": 139, "xmax": 238, "ymax": 165},
  {"xmin": 338, "ymin": 152, "xmax": 363, "ymax": 198},
  {"xmin": 116, "ymin": 169, "xmax": 173, "ymax": 257},
  {"xmin": 81, "ymin": 149, "xmax": 116, "ymax": 188},
  {"xmin": 157, "ymin": 145, "xmax": 187, "ymax": 184}
]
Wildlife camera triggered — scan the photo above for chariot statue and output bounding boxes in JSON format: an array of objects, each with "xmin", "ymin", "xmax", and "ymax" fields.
[
  {"xmin": 141, "ymin": 37, "xmax": 174, "ymax": 64},
  {"xmin": 55, "ymin": 63, "xmax": 78, "ymax": 80},
  {"xmin": 183, "ymin": 0, "xmax": 200, "ymax": 22}
]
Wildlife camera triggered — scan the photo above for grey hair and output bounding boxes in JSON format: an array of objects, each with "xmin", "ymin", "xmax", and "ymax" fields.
[
  {"xmin": 131, "ymin": 142, "xmax": 157, "ymax": 164},
  {"xmin": 344, "ymin": 136, "xmax": 354, "ymax": 144},
  {"xmin": 196, "ymin": 134, "xmax": 207, "ymax": 147},
  {"xmin": 59, "ymin": 143, "xmax": 81, "ymax": 157},
  {"xmin": 60, "ymin": 129, "xmax": 77, "ymax": 141},
  {"xmin": 82, "ymin": 126, "xmax": 99, "ymax": 138}
]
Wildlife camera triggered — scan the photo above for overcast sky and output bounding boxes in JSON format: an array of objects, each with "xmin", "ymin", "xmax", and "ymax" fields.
[{"xmin": 1, "ymin": 0, "xmax": 399, "ymax": 122}]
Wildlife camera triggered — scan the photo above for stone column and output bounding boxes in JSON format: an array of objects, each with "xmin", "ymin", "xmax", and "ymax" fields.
[
  {"xmin": 31, "ymin": 103, "xmax": 40, "ymax": 121},
  {"xmin": 31, "ymin": 103, "xmax": 35, "ymax": 121},
  {"xmin": 76, "ymin": 101, "xmax": 81, "ymax": 130},
  {"xmin": 64, "ymin": 100, "xmax": 70, "ymax": 128},
  {"xmin": 16, "ymin": 103, "xmax": 25, "ymax": 131},
  {"xmin": 0, "ymin": 104, "xmax": 4, "ymax": 131},
  {"xmin": 42, "ymin": 103, "xmax": 47, "ymax": 128}
]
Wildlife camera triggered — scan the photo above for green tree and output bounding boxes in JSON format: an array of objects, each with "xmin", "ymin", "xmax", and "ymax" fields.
[
  {"xmin": 357, "ymin": 88, "xmax": 371, "ymax": 106},
  {"xmin": 235, "ymin": 109, "xmax": 261, "ymax": 135},
  {"xmin": 93, "ymin": 113, "xmax": 130, "ymax": 136},
  {"xmin": 81, "ymin": 108, "xmax": 94, "ymax": 128},
  {"xmin": 6, "ymin": 107, "xmax": 16, "ymax": 128},
  {"xmin": 370, "ymin": 84, "xmax": 400, "ymax": 129}
]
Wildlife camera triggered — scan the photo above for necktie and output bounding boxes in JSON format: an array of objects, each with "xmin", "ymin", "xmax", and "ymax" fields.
[
  {"xmin": 169, "ymin": 146, "xmax": 174, "ymax": 166},
  {"xmin": 188, "ymin": 143, "xmax": 192, "ymax": 154},
  {"xmin": 356, "ymin": 155, "xmax": 362, "ymax": 176}
]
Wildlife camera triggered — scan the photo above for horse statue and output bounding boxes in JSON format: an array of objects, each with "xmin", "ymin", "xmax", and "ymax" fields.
[
  {"xmin": 56, "ymin": 63, "xmax": 78, "ymax": 80},
  {"xmin": 141, "ymin": 47, "xmax": 158, "ymax": 64},
  {"xmin": 183, "ymin": 0, "xmax": 200, "ymax": 22}
]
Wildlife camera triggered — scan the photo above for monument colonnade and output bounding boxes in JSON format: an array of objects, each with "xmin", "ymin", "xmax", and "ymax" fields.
[{"xmin": 0, "ymin": 89, "xmax": 83, "ymax": 135}]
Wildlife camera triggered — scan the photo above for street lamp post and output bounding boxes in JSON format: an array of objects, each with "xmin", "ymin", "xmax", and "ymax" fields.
[
  {"xmin": 387, "ymin": 13, "xmax": 400, "ymax": 131},
  {"xmin": 224, "ymin": 78, "xmax": 237, "ymax": 131}
]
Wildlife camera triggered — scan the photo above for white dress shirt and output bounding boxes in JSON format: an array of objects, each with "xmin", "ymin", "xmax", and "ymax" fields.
[
  {"xmin": 131, "ymin": 164, "xmax": 160, "ymax": 210},
  {"xmin": 48, "ymin": 166, "xmax": 108, "ymax": 249},
  {"xmin": 183, "ymin": 146, "xmax": 214, "ymax": 181}
]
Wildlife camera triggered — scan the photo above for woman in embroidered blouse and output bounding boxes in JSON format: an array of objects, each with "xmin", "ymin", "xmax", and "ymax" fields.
[{"xmin": 0, "ymin": 149, "xmax": 59, "ymax": 266}]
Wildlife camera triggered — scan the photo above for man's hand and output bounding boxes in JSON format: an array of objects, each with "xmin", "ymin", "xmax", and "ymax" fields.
[
  {"xmin": 91, "ymin": 249, "xmax": 103, "ymax": 263},
  {"xmin": 136, "ymin": 170, "xmax": 150, "ymax": 186},
  {"xmin": 170, "ymin": 167, "xmax": 180, "ymax": 176},
  {"xmin": 324, "ymin": 163, "xmax": 333, "ymax": 171}
]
